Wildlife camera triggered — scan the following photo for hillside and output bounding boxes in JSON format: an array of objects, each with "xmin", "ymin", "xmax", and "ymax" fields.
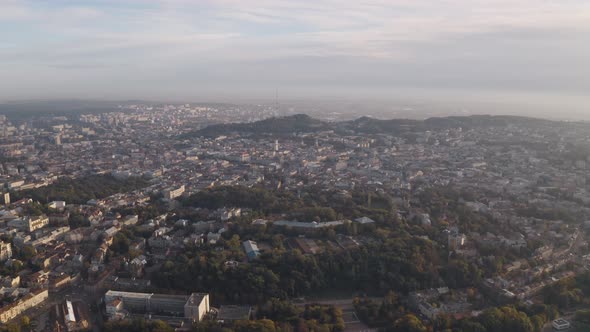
[
  {"xmin": 342, "ymin": 114, "xmax": 556, "ymax": 134},
  {"xmin": 187, "ymin": 114, "xmax": 330, "ymax": 138},
  {"xmin": 185, "ymin": 114, "xmax": 561, "ymax": 138}
]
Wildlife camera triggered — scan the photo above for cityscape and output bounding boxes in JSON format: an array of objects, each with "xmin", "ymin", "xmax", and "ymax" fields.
[
  {"xmin": 2, "ymin": 0, "xmax": 590, "ymax": 331},
  {"xmin": 0, "ymin": 103, "xmax": 589, "ymax": 331}
]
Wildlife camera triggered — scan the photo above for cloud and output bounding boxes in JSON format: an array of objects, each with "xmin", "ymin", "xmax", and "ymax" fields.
[
  {"xmin": 0, "ymin": 0, "xmax": 34, "ymax": 20},
  {"xmin": 0, "ymin": 0, "xmax": 588, "ymax": 102},
  {"xmin": 3, "ymin": 0, "xmax": 589, "ymax": 60}
]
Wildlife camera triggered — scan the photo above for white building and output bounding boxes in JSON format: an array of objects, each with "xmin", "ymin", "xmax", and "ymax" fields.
[
  {"xmin": 48, "ymin": 201, "xmax": 66, "ymax": 210},
  {"xmin": 104, "ymin": 290, "xmax": 209, "ymax": 322},
  {"xmin": 242, "ymin": 240, "xmax": 260, "ymax": 260},
  {"xmin": 552, "ymin": 318, "xmax": 570, "ymax": 330},
  {"xmin": 26, "ymin": 215, "xmax": 49, "ymax": 232},
  {"xmin": 0, "ymin": 242, "xmax": 11, "ymax": 261},
  {"xmin": 163, "ymin": 185, "xmax": 185, "ymax": 200}
]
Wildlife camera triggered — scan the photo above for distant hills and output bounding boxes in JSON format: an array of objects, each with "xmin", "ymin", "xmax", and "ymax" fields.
[
  {"xmin": 186, "ymin": 113, "xmax": 558, "ymax": 138},
  {"xmin": 192, "ymin": 114, "xmax": 330, "ymax": 137}
]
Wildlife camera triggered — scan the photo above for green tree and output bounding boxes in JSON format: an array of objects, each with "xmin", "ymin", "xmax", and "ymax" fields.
[
  {"xmin": 390, "ymin": 314, "xmax": 427, "ymax": 332},
  {"xmin": 233, "ymin": 319, "xmax": 276, "ymax": 332},
  {"xmin": 20, "ymin": 315, "xmax": 30, "ymax": 328},
  {"xmin": 457, "ymin": 320, "xmax": 486, "ymax": 332},
  {"xmin": 111, "ymin": 233, "xmax": 130, "ymax": 255}
]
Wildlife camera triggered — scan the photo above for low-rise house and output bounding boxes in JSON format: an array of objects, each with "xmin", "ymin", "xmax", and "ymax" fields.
[
  {"xmin": 354, "ymin": 217, "xmax": 376, "ymax": 224},
  {"xmin": 129, "ymin": 256, "xmax": 147, "ymax": 278},
  {"xmin": 207, "ymin": 232, "xmax": 221, "ymax": 244},
  {"xmin": 48, "ymin": 201, "xmax": 66, "ymax": 211},
  {"xmin": 1, "ymin": 276, "xmax": 20, "ymax": 288},
  {"xmin": 121, "ymin": 215, "xmax": 139, "ymax": 226}
]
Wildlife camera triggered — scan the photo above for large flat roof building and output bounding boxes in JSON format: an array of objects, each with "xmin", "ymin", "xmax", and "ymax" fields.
[
  {"xmin": 104, "ymin": 290, "xmax": 209, "ymax": 322},
  {"xmin": 242, "ymin": 240, "xmax": 260, "ymax": 260}
]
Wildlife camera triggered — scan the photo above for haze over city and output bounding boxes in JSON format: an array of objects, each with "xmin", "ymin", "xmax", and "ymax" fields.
[
  {"xmin": 1, "ymin": 0, "xmax": 589, "ymax": 118},
  {"xmin": 3, "ymin": 2, "xmax": 590, "ymax": 332}
]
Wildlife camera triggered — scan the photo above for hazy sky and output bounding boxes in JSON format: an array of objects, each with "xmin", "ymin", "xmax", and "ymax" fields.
[{"xmin": 1, "ymin": 0, "xmax": 589, "ymax": 106}]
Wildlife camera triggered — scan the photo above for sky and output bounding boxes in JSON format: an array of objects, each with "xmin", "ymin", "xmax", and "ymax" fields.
[{"xmin": 0, "ymin": 0, "xmax": 589, "ymax": 112}]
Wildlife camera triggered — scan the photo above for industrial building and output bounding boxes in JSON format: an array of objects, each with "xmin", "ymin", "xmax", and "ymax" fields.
[{"xmin": 49, "ymin": 299, "xmax": 90, "ymax": 331}]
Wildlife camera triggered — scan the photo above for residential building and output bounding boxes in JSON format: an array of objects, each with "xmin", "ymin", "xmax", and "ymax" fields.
[
  {"xmin": 0, "ymin": 241, "xmax": 12, "ymax": 261},
  {"xmin": 26, "ymin": 215, "xmax": 49, "ymax": 232},
  {"xmin": 0, "ymin": 288, "xmax": 48, "ymax": 323},
  {"xmin": 163, "ymin": 185, "xmax": 185, "ymax": 200}
]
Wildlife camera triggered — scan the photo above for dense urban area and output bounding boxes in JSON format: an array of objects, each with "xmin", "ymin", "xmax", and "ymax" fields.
[{"xmin": 0, "ymin": 103, "xmax": 590, "ymax": 332}]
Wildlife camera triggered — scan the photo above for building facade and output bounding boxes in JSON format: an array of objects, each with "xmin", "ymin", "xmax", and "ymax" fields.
[
  {"xmin": 0, "ymin": 289, "xmax": 49, "ymax": 323},
  {"xmin": 0, "ymin": 241, "xmax": 12, "ymax": 261},
  {"xmin": 104, "ymin": 290, "xmax": 209, "ymax": 322}
]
